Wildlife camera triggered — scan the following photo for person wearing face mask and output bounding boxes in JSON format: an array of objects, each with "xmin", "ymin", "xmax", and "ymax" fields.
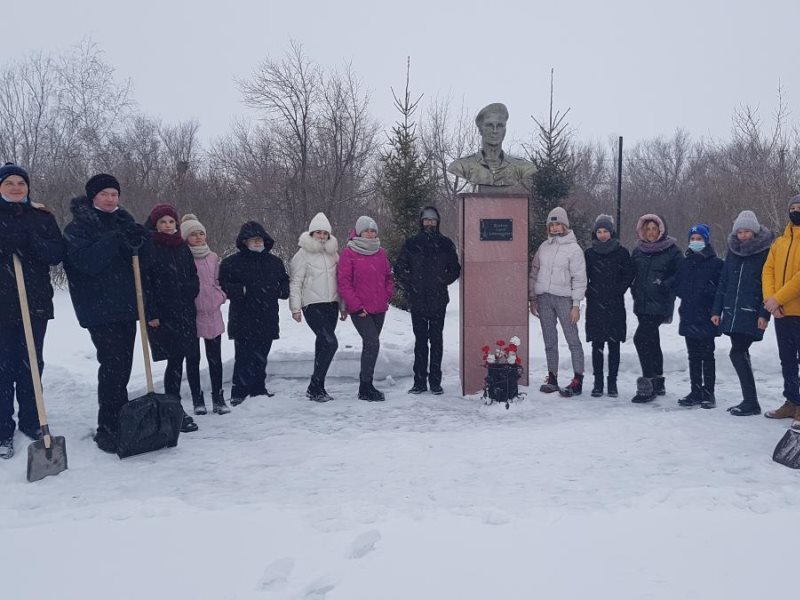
[
  {"xmin": 630, "ymin": 214, "xmax": 682, "ymax": 403},
  {"xmin": 140, "ymin": 203, "xmax": 200, "ymax": 433},
  {"xmin": 762, "ymin": 196, "xmax": 800, "ymax": 428},
  {"xmin": 674, "ymin": 224, "xmax": 723, "ymax": 408},
  {"xmin": 337, "ymin": 216, "xmax": 394, "ymax": 401},
  {"xmin": 394, "ymin": 206, "xmax": 461, "ymax": 395},
  {"xmin": 63, "ymin": 173, "xmax": 149, "ymax": 453},
  {"xmin": 584, "ymin": 214, "xmax": 635, "ymax": 398},
  {"xmin": 289, "ymin": 212, "xmax": 346, "ymax": 402},
  {"xmin": 0, "ymin": 163, "xmax": 64, "ymax": 460},
  {"xmin": 529, "ymin": 207, "xmax": 587, "ymax": 397},
  {"xmin": 219, "ymin": 221, "xmax": 289, "ymax": 406},
  {"xmin": 711, "ymin": 211, "xmax": 773, "ymax": 416}
]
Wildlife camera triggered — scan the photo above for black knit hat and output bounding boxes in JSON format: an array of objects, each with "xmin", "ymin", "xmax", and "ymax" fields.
[
  {"xmin": 0, "ymin": 162, "xmax": 30, "ymax": 187},
  {"xmin": 85, "ymin": 173, "xmax": 121, "ymax": 201}
]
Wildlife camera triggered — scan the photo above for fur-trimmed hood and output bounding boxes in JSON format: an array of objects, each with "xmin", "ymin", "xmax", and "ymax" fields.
[
  {"xmin": 297, "ymin": 231, "xmax": 338, "ymax": 254},
  {"xmin": 727, "ymin": 225, "xmax": 774, "ymax": 257}
]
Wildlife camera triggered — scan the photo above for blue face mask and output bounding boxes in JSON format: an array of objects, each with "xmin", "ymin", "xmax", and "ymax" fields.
[{"xmin": 688, "ymin": 240, "xmax": 706, "ymax": 253}]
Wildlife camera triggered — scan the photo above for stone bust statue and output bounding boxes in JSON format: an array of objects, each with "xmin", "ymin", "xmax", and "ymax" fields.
[{"xmin": 447, "ymin": 102, "xmax": 535, "ymax": 193}]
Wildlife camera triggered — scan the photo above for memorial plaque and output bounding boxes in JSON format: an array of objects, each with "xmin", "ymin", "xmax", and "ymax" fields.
[{"xmin": 480, "ymin": 218, "xmax": 513, "ymax": 241}]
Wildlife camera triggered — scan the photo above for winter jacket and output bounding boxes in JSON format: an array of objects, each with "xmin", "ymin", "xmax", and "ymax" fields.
[
  {"xmin": 630, "ymin": 243, "xmax": 682, "ymax": 319},
  {"xmin": 219, "ymin": 222, "xmax": 289, "ymax": 341},
  {"xmin": 337, "ymin": 231, "xmax": 393, "ymax": 315},
  {"xmin": 193, "ymin": 251, "xmax": 226, "ymax": 339},
  {"xmin": 394, "ymin": 206, "xmax": 461, "ymax": 318},
  {"xmin": 584, "ymin": 240, "xmax": 635, "ymax": 343},
  {"xmin": 289, "ymin": 227, "xmax": 340, "ymax": 312},
  {"xmin": 529, "ymin": 229, "xmax": 586, "ymax": 306},
  {"xmin": 0, "ymin": 199, "xmax": 64, "ymax": 325},
  {"xmin": 63, "ymin": 196, "xmax": 147, "ymax": 328},
  {"xmin": 763, "ymin": 223, "xmax": 800, "ymax": 317},
  {"xmin": 141, "ymin": 233, "xmax": 200, "ymax": 361},
  {"xmin": 674, "ymin": 245, "xmax": 723, "ymax": 338},
  {"xmin": 712, "ymin": 227, "xmax": 773, "ymax": 340}
]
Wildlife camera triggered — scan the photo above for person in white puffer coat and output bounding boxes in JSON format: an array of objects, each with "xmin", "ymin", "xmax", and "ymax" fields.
[
  {"xmin": 529, "ymin": 206, "xmax": 587, "ymax": 397},
  {"xmin": 290, "ymin": 212, "xmax": 347, "ymax": 402}
]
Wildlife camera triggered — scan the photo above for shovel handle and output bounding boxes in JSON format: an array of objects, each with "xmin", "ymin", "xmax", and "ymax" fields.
[
  {"xmin": 132, "ymin": 253, "xmax": 155, "ymax": 394},
  {"xmin": 12, "ymin": 254, "xmax": 52, "ymax": 449}
]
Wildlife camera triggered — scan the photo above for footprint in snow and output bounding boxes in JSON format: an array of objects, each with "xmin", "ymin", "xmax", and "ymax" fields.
[
  {"xmin": 258, "ymin": 557, "xmax": 294, "ymax": 591},
  {"xmin": 346, "ymin": 529, "xmax": 381, "ymax": 559},
  {"xmin": 302, "ymin": 574, "xmax": 337, "ymax": 600}
]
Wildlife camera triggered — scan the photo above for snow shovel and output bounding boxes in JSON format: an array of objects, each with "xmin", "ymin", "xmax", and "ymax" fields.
[
  {"xmin": 12, "ymin": 254, "xmax": 68, "ymax": 482},
  {"xmin": 116, "ymin": 248, "xmax": 183, "ymax": 459},
  {"xmin": 772, "ymin": 428, "xmax": 800, "ymax": 469}
]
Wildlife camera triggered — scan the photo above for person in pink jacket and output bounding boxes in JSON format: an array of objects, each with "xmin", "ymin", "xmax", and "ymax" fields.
[
  {"xmin": 181, "ymin": 214, "xmax": 229, "ymax": 415},
  {"xmin": 337, "ymin": 215, "xmax": 393, "ymax": 401}
]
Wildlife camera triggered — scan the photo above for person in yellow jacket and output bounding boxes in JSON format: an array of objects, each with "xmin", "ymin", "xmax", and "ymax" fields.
[{"xmin": 762, "ymin": 195, "xmax": 800, "ymax": 424}]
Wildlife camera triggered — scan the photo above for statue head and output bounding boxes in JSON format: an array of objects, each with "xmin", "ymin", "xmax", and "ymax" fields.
[{"xmin": 475, "ymin": 103, "xmax": 509, "ymax": 149}]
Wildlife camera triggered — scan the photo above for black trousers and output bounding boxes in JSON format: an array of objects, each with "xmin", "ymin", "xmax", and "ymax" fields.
[
  {"xmin": 0, "ymin": 317, "xmax": 47, "ymax": 440},
  {"xmin": 775, "ymin": 316, "xmax": 800, "ymax": 405},
  {"xmin": 729, "ymin": 333, "xmax": 758, "ymax": 407},
  {"xmin": 591, "ymin": 340, "xmax": 620, "ymax": 380},
  {"xmin": 685, "ymin": 336, "xmax": 716, "ymax": 393},
  {"xmin": 303, "ymin": 302, "xmax": 339, "ymax": 392},
  {"xmin": 185, "ymin": 335, "xmax": 223, "ymax": 398},
  {"xmin": 88, "ymin": 320, "xmax": 136, "ymax": 438},
  {"xmin": 231, "ymin": 337, "xmax": 273, "ymax": 399},
  {"xmin": 634, "ymin": 315, "xmax": 665, "ymax": 378},
  {"xmin": 411, "ymin": 311, "xmax": 445, "ymax": 387},
  {"xmin": 351, "ymin": 312, "xmax": 386, "ymax": 383}
]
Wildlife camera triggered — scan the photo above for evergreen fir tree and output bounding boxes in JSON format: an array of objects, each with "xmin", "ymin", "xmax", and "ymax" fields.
[{"xmin": 377, "ymin": 59, "xmax": 436, "ymax": 309}]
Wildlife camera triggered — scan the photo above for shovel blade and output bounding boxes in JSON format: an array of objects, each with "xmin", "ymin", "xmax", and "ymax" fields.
[
  {"xmin": 773, "ymin": 429, "xmax": 800, "ymax": 469},
  {"xmin": 26, "ymin": 436, "xmax": 68, "ymax": 482}
]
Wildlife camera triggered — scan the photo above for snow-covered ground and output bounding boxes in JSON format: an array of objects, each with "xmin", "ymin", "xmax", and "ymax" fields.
[{"xmin": 2, "ymin": 285, "xmax": 798, "ymax": 600}]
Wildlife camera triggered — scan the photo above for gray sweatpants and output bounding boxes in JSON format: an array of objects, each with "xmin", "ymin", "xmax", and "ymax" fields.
[{"xmin": 537, "ymin": 293, "xmax": 584, "ymax": 375}]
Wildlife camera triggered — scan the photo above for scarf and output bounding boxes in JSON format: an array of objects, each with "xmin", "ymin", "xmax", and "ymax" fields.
[
  {"xmin": 636, "ymin": 236, "xmax": 677, "ymax": 255},
  {"xmin": 347, "ymin": 236, "xmax": 381, "ymax": 256},
  {"xmin": 152, "ymin": 230, "xmax": 186, "ymax": 248},
  {"xmin": 190, "ymin": 244, "xmax": 211, "ymax": 258},
  {"xmin": 727, "ymin": 226, "xmax": 775, "ymax": 257},
  {"xmin": 591, "ymin": 238, "xmax": 620, "ymax": 255}
]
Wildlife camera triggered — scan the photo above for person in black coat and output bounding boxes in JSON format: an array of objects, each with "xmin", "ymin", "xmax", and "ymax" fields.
[
  {"xmin": 674, "ymin": 224, "xmax": 723, "ymax": 408},
  {"xmin": 630, "ymin": 214, "xmax": 682, "ymax": 403},
  {"xmin": 0, "ymin": 163, "xmax": 64, "ymax": 459},
  {"xmin": 63, "ymin": 173, "xmax": 148, "ymax": 453},
  {"xmin": 711, "ymin": 211, "xmax": 774, "ymax": 416},
  {"xmin": 584, "ymin": 214, "xmax": 634, "ymax": 398},
  {"xmin": 141, "ymin": 203, "xmax": 200, "ymax": 432},
  {"xmin": 219, "ymin": 221, "xmax": 289, "ymax": 405},
  {"xmin": 394, "ymin": 206, "xmax": 461, "ymax": 395}
]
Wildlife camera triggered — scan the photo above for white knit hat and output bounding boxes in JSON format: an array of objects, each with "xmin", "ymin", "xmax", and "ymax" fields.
[
  {"xmin": 731, "ymin": 210, "xmax": 760, "ymax": 234},
  {"xmin": 308, "ymin": 212, "xmax": 332, "ymax": 234},
  {"xmin": 180, "ymin": 213, "xmax": 205, "ymax": 239}
]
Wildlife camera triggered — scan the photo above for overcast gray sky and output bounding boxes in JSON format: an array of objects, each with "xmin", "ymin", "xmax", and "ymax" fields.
[{"xmin": 8, "ymin": 0, "xmax": 798, "ymax": 149}]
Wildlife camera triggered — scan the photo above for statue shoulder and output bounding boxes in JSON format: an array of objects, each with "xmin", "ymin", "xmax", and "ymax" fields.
[{"xmin": 447, "ymin": 153, "xmax": 481, "ymax": 177}]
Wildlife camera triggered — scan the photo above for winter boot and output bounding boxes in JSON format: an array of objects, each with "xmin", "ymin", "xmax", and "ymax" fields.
[
  {"xmin": 728, "ymin": 347, "xmax": 760, "ymax": 416},
  {"xmin": 653, "ymin": 376, "xmax": 666, "ymax": 396},
  {"xmin": 430, "ymin": 384, "xmax": 444, "ymax": 395},
  {"xmin": 632, "ymin": 377, "xmax": 656, "ymax": 403},
  {"xmin": 540, "ymin": 372, "xmax": 559, "ymax": 394},
  {"xmin": 359, "ymin": 381, "xmax": 385, "ymax": 402},
  {"xmin": 408, "ymin": 382, "xmax": 427, "ymax": 394},
  {"xmin": 607, "ymin": 377, "xmax": 618, "ymax": 398},
  {"xmin": 728, "ymin": 403, "xmax": 761, "ymax": 416},
  {"xmin": 765, "ymin": 400, "xmax": 799, "ymax": 419},
  {"xmin": 678, "ymin": 384, "xmax": 703, "ymax": 407},
  {"xmin": 230, "ymin": 394, "xmax": 246, "ymax": 407},
  {"xmin": 180, "ymin": 409, "xmax": 199, "ymax": 433},
  {"xmin": 559, "ymin": 374, "xmax": 584, "ymax": 398},
  {"xmin": 212, "ymin": 390, "xmax": 231, "ymax": 414},
  {"xmin": 0, "ymin": 437, "xmax": 13, "ymax": 460},
  {"xmin": 700, "ymin": 388, "xmax": 716, "ymax": 409},
  {"xmin": 192, "ymin": 391, "xmax": 207, "ymax": 415},
  {"xmin": 591, "ymin": 375, "xmax": 603, "ymax": 397},
  {"xmin": 93, "ymin": 430, "xmax": 118, "ymax": 454},
  {"xmin": 307, "ymin": 385, "xmax": 333, "ymax": 403}
]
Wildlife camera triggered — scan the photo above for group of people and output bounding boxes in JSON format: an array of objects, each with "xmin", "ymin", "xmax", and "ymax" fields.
[
  {"xmin": 0, "ymin": 163, "xmax": 461, "ymax": 458},
  {"xmin": 529, "ymin": 202, "xmax": 800, "ymax": 434}
]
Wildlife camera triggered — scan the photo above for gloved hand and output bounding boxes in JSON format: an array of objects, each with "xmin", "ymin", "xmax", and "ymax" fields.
[
  {"xmin": 0, "ymin": 230, "xmax": 29, "ymax": 251},
  {"xmin": 118, "ymin": 220, "xmax": 148, "ymax": 248}
]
